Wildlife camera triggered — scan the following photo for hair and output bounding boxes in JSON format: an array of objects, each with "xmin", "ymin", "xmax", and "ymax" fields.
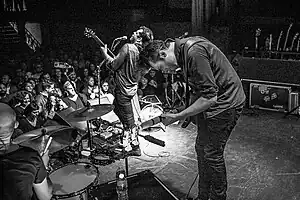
[
  {"xmin": 138, "ymin": 26, "xmax": 154, "ymax": 43},
  {"xmin": 23, "ymin": 101, "xmax": 39, "ymax": 117},
  {"xmin": 141, "ymin": 40, "xmax": 166, "ymax": 63},
  {"xmin": 15, "ymin": 90, "xmax": 32, "ymax": 104},
  {"xmin": 42, "ymin": 81, "xmax": 54, "ymax": 91}
]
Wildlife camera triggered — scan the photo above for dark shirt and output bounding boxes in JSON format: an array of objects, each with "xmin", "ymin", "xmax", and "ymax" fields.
[
  {"xmin": 18, "ymin": 116, "xmax": 44, "ymax": 133},
  {"xmin": 62, "ymin": 93, "xmax": 87, "ymax": 110},
  {"xmin": 0, "ymin": 146, "xmax": 47, "ymax": 200},
  {"xmin": 175, "ymin": 37, "xmax": 246, "ymax": 118},
  {"xmin": 108, "ymin": 43, "xmax": 140, "ymax": 96}
]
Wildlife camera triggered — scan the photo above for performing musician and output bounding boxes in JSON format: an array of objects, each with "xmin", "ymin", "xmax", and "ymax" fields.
[
  {"xmin": 100, "ymin": 26, "xmax": 153, "ymax": 156},
  {"xmin": 0, "ymin": 103, "xmax": 53, "ymax": 200},
  {"xmin": 144, "ymin": 37, "xmax": 245, "ymax": 200}
]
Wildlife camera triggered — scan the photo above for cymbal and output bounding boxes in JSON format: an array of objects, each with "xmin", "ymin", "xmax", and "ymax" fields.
[
  {"xmin": 12, "ymin": 125, "xmax": 78, "ymax": 154},
  {"xmin": 65, "ymin": 104, "xmax": 114, "ymax": 122}
]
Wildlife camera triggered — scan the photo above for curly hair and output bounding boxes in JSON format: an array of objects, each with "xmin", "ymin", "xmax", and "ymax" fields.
[
  {"xmin": 138, "ymin": 26, "xmax": 154, "ymax": 43},
  {"xmin": 141, "ymin": 40, "xmax": 166, "ymax": 63}
]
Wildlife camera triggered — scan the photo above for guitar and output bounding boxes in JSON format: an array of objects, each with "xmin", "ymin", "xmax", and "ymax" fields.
[
  {"xmin": 296, "ymin": 36, "xmax": 300, "ymax": 52},
  {"xmin": 255, "ymin": 28, "xmax": 261, "ymax": 51},
  {"xmin": 276, "ymin": 31, "xmax": 283, "ymax": 51},
  {"xmin": 84, "ymin": 27, "xmax": 116, "ymax": 58},
  {"xmin": 283, "ymin": 23, "xmax": 293, "ymax": 52},
  {"xmin": 290, "ymin": 32, "xmax": 299, "ymax": 51}
]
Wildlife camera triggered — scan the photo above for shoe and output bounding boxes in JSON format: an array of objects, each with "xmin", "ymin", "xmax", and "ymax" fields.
[{"xmin": 128, "ymin": 145, "xmax": 141, "ymax": 156}]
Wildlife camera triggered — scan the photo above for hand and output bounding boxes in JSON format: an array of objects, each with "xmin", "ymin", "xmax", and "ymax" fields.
[
  {"xmin": 161, "ymin": 112, "xmax": 181, "ymax": 126},
  {"xmin": 100, "ymin": 44, "xmax": 108, "ymax": 58},
  {"xmin": 41, "ymin": 150, "xmax": 50, "ymax": 170}
]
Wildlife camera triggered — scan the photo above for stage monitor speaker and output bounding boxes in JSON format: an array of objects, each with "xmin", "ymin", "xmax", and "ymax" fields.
[
  {"xmin": 91, "ymin": 170, "xmax": 179, "ymax": 200},
  {"xmin": 249, "ymin": 83, "xmax": 291, "ymax": 112}
]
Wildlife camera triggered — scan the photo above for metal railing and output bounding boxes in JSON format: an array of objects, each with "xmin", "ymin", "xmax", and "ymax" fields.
[{"xmin": 8, "ymin": 21, "xmax": 41, "ymax": 52}]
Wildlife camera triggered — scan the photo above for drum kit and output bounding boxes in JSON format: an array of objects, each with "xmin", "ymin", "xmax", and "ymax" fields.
[
  {"xmin": 12, "ymin": 101, "xmax": 167, "ymax": 199},
  {"xmin": 11, "ymin": 104, "xmax": 124, "ymax": 200}
]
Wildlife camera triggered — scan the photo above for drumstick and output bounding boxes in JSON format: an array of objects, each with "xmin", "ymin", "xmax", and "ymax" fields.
[{"xmin": 41, "ymin": 137, "xmax": 53, "ymax": 156}]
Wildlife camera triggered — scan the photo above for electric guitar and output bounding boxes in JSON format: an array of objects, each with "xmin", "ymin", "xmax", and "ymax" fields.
[
  {"xmin": 283, "ymin": 23, "xmax": 293, "ymax": 52},
  {"xmin": 297, "ymin": 36, "xmax": 300, "ymax": 52},
  {"xmin": 276, "ymin": 31, "xmax": 283, "ymax": 51},
  {"xmin": 255, "ymin": 28, "xmax": 261, "ymax": 51},
  {"xmin": 84, "ymin": 27, "xmax": 115, "ymax": 57},
  {"xmin": 290, "ymin": 32, "xmax": 299, "ymax": 51}
]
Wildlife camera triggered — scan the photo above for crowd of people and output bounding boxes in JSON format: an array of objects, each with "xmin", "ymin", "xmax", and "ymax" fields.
[{"xmin": 0, "ymin": 43, "xmax": 183, "ymax": 138}]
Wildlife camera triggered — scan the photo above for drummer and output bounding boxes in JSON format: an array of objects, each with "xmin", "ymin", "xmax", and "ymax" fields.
[{"xmin": 0, "ymin": 103, "xmax": 53, "ymax": 200}]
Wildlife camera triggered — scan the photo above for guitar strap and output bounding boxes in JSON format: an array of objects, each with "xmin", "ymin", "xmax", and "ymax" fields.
[{"xmin": 181, "ymin": 38, "xmax": 205, "ymax": 128}]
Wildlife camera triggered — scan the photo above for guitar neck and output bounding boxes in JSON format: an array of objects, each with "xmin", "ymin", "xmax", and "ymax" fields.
[
  {"xmin": 93, "ymin": 35, "xmax": 116, "ymax": 58},
  {"xmin": 297, "ymin": 39, "xmax": 300, "ymax": 52}
]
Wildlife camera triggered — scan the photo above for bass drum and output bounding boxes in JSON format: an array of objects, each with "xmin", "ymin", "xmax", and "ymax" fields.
[
  {"xmin": 49, "ymin": 162, "xmax": 98, "ymax": 200},
  {"xmin": 140, "ymin": 104, "xmax": 163, "ymax": 123}
]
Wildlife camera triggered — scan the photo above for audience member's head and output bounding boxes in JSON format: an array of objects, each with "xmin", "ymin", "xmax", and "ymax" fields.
[
  {"xmin": 1, "ymin": 74, "xmax": 11, "ymax": 85},
  {"xmin": 0, "ymin": 83, "xmax": 7, "ymax": 97},
  {"xmin": 42, "ymin": 81, "xmax": 55, "ymax": 94},
  {"xmin": 101, "ymin": 81, "xmax": 109, "ymax": 92},
  {"xmin": 87, "ymin": 76, "xmax": 95, "ymax": 87},
  {"xmin": 0, "ymin": 103, "xmax": 18, "ymax": 148},
  {"xmin": 23, "ymin": 101, "xmax": 40, "ymax": 118},
  {"xmin": 63, "ymin": 81, "xmax": 76, "ymax": 97}
]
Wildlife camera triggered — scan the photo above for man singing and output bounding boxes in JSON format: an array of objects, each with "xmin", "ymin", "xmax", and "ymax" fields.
[
  {"xmin": 100, "ymin": 26, "xmax": 153, "ymax": 156},
  {"xmin": 144, "ymin": 37, "xmax": 245, "ymax": 200}
]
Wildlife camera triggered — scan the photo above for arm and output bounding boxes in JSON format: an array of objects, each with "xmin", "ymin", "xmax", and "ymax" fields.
[
  {"xmin": 101, "ymin": 44, "xmax": 128, "ymax": 71},
  {"xmin": 178, "ymin": 48, "xmax": 218, "ymax": 118},
  {"xmin": 33, "ymin": 177, "xmax": 53, "ymax": 200},
  {"xmin": 33, "ymin": 150, "xmax": 53, "ymax": 200}
]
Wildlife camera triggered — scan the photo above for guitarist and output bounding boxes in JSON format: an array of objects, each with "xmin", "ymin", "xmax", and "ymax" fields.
[
  {"xmin": 144, "ymin": 37, "xmax": 245, "ymax": 200},
  {"xmin": 100, "ymin": 26, "xmax": 153, "ymax": 156}
]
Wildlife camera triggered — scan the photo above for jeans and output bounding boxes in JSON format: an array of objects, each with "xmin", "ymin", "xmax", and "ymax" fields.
[
  {"xmin": 195, "ymin": 107, "xmax": 243, "ymax": 200},
  {"xmin": 113, "ymin": 89, "xmax": 135, "ymax": 130}
]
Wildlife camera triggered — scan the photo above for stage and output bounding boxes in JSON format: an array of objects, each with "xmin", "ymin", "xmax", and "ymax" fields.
[{"xmin": 92, "ymin": 109, "xmax": 300, "ymax": 200}]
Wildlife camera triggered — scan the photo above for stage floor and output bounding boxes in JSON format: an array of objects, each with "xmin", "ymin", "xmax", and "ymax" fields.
[{"xmin": 94, "ymin": 109, "xmax": 300, "ymax": 200}]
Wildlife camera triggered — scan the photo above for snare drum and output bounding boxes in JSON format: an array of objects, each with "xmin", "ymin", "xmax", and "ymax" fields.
[
  {"xmin": 49, "ymin": 162, "xmax": 98, "ymax": 200},
  {"xmin": 140, "ymin": 104, "xmax": 163, "ymax": 123}
]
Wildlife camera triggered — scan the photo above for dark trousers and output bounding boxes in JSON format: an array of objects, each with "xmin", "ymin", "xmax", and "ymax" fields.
[
  {"xmin": 195, "ymin": 107, "xmax": 242, "ymax": 200},
  {"xmin": 113, "ymin": 89, "xmax": 135, "ymax": 130}
]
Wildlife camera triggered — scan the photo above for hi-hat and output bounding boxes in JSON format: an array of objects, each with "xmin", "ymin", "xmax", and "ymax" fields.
[
  {"xmin": 12, "ymin": 125, "xmax": 78, "ymax": 154},
  {"xmin": 65, "ymin": 104, "xmax": 114, "ymax": 122}
]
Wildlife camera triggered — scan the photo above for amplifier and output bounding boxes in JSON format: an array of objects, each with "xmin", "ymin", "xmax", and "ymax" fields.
[
  {"xmin": 249, "ymin": 83, "xmax": 291, "ymax": 112},
  {"xmin": 289, "ymin": 92, "xmax": 300, "ymax": 115}
]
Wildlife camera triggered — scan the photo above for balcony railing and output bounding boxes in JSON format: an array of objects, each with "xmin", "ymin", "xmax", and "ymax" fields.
[
  {"xmin": 9, "ymin": 21, "xmax": 41, "ymax": 52},
  {"xmin": 3, "ymin": 0, "xmax": 27, "ymax": 12}
]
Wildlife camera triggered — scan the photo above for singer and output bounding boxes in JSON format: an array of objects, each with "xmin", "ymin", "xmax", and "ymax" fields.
[
  {"xmin": 100, "ymin": 26, "xmax": 153, "ymax": 156},
  {"xmin": 144, "ymin": 37, "xmax": 245, "ymax": 200}
]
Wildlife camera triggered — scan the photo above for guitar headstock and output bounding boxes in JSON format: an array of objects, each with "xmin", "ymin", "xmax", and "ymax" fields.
[
  {"xmin": 255, "ymin": 28, "xmax": 261, "ymax": 37},
  {"xmin": 293, "ymin": 32, "xmax": 299, "ymax": 40},
  {"xmin": 84, "ymin": 27, "xmax": 96, "ymax": 38}
]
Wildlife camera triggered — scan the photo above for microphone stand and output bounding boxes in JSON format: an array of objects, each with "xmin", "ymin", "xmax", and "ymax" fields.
[{"xmin": 63, "ymin": 67, "xmax": 94, "ymax": 150}]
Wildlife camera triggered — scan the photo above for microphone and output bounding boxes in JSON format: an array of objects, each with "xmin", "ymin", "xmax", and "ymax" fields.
[
  {"xmin": 179, "ymin": 32, "xmax": 189, "ymax": 39},
  {"xmin": 115, "ymin": 36, "xmax": 127, "ymax": 41},
  {"xmin": 140, "ymin": 116, "xmax": 164, "ymax": 130}
]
